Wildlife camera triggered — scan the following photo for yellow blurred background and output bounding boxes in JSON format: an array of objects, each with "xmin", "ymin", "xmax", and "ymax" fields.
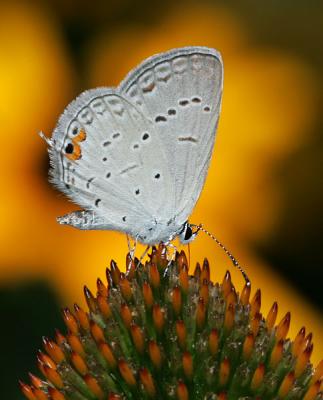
[{"xmin": 0, "ymin": 1, "xmax": 322, "ymax": 397}]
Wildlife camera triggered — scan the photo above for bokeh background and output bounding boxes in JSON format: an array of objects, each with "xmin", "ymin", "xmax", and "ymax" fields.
[{"xmin": 0, "ymin": 0, "xmax": 322, "ymax": 398}]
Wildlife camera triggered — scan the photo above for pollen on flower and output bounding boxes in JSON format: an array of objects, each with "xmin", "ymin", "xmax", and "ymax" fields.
[{"xmin": 21, "ymin": 246, "xmax": 323, "ymax": 400}]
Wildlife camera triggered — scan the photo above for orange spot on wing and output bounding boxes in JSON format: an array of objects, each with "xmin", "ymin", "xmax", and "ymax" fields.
[
  {"xmin": 65, "ymin": 143, "xmax": 81, "ymax": 161},
  {"xmin": 74, "ymin": 129, "xmax": 86, "ymax": 143},
  {"xmin": 64, "ymin": 129, "xmax": 86, "ymax": 161}
]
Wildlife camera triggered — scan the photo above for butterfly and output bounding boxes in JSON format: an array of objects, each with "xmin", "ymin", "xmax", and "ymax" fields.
[{"xmin": 42, "ymin": 46, "xmax": 223, "ymax": 246}]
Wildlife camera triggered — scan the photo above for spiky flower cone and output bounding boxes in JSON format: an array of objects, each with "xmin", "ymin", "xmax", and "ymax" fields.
[{"xmin": 21, "ymin": 245, "xmax": 323, "ymax": 399}]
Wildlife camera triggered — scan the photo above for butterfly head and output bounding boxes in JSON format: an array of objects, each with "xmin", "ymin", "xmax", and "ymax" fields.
[{"xmin": 178, "ymin": 222, "xmax": 201, "ymax": 244}]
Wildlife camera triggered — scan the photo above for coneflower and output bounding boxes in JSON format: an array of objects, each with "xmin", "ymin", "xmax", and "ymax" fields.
[{"xmin": 20, "ymin": 245, "xmax": 323, "ymax": 399}]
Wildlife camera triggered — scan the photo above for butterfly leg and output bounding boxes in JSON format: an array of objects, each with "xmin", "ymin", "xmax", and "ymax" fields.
[
  {"xmin": 126, "ymin": 234, "xmax": 132, "ymax": 255},
  {"xmin": 166, "ymin": 242, "xmax": 178, "ymax": 265},
  {"xmin": 126, "ymin": 234, "xmax": 138, "ymax": 261},
  {"xmin": 138, "ymin": 245, "xmax": 150, "ymax": 266},
  {"xmin": 162, "ymin": 241, "xmax": 177, "ymax": 277}
]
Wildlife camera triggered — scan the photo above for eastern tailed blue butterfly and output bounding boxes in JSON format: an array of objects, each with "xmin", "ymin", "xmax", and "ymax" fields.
[{"xmin": 42, "ymin": 47, "xmax": 223, "ymax": 247}]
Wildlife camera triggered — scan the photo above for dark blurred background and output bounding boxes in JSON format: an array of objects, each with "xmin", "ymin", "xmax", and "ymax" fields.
[{"xmin": 0, "ymin": 0, "xmax": 322, "ymax": 398}]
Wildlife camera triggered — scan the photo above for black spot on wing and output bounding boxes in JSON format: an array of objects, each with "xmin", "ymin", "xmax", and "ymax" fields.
[
  {"xmin": 155, "ymin": 115, "xmax": 167, "ymax": 123},
  {"xmin": 86, "ymin": 177, "xmax": 95, "ymax": 189},
  {"xmin": 178, "ymin": 136, "xmax": 198, "ymax": 143},
  {"xmin": 120, "ymin": 165, "xmax": 139, "ymax": 175},
  {"xmin": 192, "ymin": 97, "xmax": 202, "ymax": 103},
  {"xmin": 65, "ymin": 143, "xmax": 74, "ymax": 154},
  {"xmin": 179, "ymin": 99, "xmax": 189, "ymax": 106}
]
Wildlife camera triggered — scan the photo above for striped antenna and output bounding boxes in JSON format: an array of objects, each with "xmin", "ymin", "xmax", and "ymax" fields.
[{"xmin": 192, "ymin": 224, "xmax": 250, "ymax": 286}]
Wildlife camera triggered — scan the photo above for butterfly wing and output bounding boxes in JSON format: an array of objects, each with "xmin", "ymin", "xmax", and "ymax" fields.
[
  {"xmin": 49, "ymin": 47, "xmax": 222, "ymax": 243},
  {"xmin": 119, "ymin": 46, "xmax": 223, "ymax": 226},
  {"xmin": 49, "ymin": 88, "xmax": 174, "ymax": 239}
]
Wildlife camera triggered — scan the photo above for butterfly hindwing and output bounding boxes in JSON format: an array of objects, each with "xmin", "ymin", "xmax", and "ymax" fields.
[{"xmin": 49, "ymin": 88, "xmax": 173, "ymax": 237}]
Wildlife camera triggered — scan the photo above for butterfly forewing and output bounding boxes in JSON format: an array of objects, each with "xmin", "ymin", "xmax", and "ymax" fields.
[{"xmin": 120, "ymin": 47, "xmax": 223, "ymax": 225}]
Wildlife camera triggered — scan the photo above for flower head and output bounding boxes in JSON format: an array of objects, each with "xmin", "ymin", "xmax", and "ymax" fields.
[{"xmin": 21, "ymin": 247, "xmax": 322, "ymax": 399}]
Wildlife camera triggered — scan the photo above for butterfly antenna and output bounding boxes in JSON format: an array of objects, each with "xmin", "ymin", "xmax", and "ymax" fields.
[
  {"xmin": 39, "ymin": 131, "xmax": 53, "ymax": 147},
  {"xmin": 194, "ymin": 224, "xmax": 250, "ymax": 286}
]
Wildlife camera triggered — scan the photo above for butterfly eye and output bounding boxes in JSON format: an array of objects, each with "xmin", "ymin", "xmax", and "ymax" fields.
[
  {"xmin": 179, "ymin": 222, "xmax": 198, "ymax": 244},
  {"xmin": 184, "ymin": 225, "xmax": 193, "ymax": 241}
]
